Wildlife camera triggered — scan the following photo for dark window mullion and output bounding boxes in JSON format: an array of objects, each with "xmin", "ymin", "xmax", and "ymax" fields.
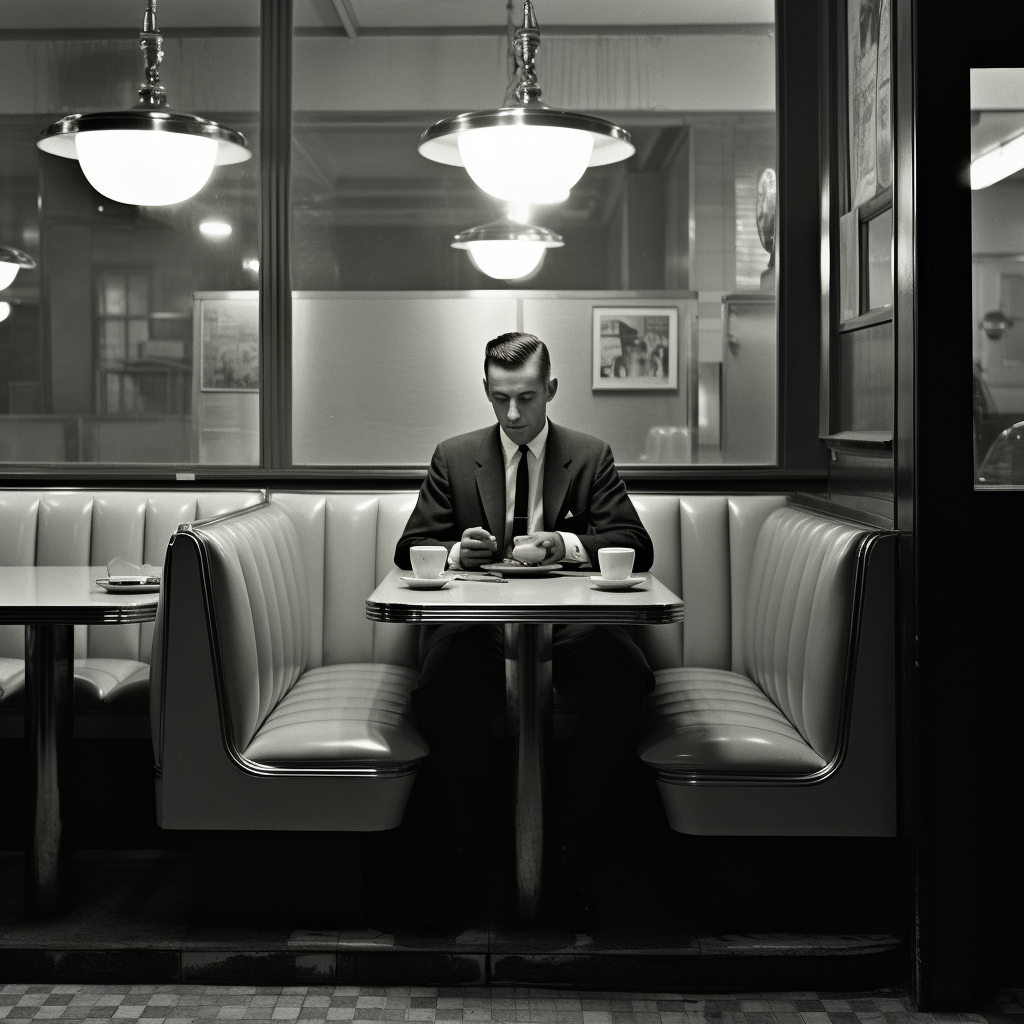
[{"xmin": 259, "ymin": 0, "xmax": 293, "ymax": 470}]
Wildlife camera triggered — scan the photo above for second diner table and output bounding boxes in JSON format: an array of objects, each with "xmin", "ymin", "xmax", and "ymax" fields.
[{"xmin": 365, "ymin": 567, "xmax": 684, "ymax": 923}]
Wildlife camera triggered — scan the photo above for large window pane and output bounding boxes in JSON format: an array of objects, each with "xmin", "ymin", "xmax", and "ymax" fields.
[
  {"xmin": 0, "ymin": 5, "xmax": 260, "ymax": 466},
  {"xmin": 972, "ymin": 69, "xmax": 1024, "ymax": 484},
  {"xmin": 289, "ymin": 2, "xmax": 778, "ymax": 467}
]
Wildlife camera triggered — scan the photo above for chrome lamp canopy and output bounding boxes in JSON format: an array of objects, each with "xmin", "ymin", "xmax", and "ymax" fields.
[
  {"xmin": 37, "ymin": 0, "xmax": 251, "ymax": 207},
  {"xmin": 419, "ymin": 0, "xmax": 634, "ymax": 204},
  {"xmin": 0, "ymin": 246, "xmax": 36, "ymax": 291},
  {"xmin": 452, "ymin": 216, "xmax": 563, "ymax": 280}
]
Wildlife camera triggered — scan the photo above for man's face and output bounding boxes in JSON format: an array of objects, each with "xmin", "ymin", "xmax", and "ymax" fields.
[{"xmin": 484, "ymin": 353, "xmax": 558, "ymax": 446}]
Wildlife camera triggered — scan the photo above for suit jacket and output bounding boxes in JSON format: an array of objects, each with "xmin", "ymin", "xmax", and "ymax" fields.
[{"xmin": 395, "ymin": 421, "xmax": 653, "ymax": 572}]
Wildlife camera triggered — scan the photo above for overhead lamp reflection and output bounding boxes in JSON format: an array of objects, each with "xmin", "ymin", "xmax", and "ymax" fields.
[
  {"xmin": 200, "ymin": 220, "xmax": 232, "ymax": 239},
  {"xmin": 452, "ymin": 216, "xmax": 563, "ymax": 280},
  {"xmin": 242, "ymin": 257, "xmax": 259, "ymax": 273},
  {"xmin": 0, "ymin": 247, "xmax": 36, "ymax": 290},
  {"xmin": 0, "ymin": 302, "xmax": 11, "ymax": 323}
]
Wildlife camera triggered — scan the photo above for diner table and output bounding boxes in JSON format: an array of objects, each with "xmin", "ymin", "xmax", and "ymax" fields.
[
  {"xmin": 0, "ymin": 566, "xmax": 159, "ymax": 916},
  {"xmin": 365, "ymin": 567, "xmax": 684, "ymax": 923}
]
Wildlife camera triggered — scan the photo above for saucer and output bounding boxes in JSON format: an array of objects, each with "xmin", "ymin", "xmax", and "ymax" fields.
[
  {"xmin": 400, "ymin": 576, "xmax": 451, "ymax": 590},
  {"xmin": 590, "ymin": 575, "xmax": 645, "ymax": 590},
  {"xmin": 96, "ymin": 578, "xmax": 161, "ymax": 594}
]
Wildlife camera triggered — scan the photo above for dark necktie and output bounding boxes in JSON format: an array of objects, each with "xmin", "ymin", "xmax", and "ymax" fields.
[{"xmin": 512, "ymin": 445, "xmax": 530, "ymax": 542}]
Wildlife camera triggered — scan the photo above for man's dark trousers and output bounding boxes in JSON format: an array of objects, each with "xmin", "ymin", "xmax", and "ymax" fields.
[{"xmin": 408, "ymin": 621, "xmax": 654, "ymax": 853}]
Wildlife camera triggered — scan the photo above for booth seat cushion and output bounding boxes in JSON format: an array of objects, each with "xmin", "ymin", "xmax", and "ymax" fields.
[
  {"xmin": 73, "ymin": 659, "xmax": 150, "ymax": 704},
  {"xmin": 241, "ymin": 663, "xmax": 427, "ymax": 766},
  {"xmin": 639, "ymin": 667, "xmax": 827, "ymax": 774}
]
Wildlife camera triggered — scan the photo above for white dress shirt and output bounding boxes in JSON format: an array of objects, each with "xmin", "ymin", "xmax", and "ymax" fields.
[{"xmin": 448, "ymin": 419, "xmax": 589, "ymax": 568}]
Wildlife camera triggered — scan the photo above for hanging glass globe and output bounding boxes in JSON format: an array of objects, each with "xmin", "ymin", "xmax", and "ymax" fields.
[
  {"xmin": 419, "ymin": 0, "xmax": 633, "ymax": 204},
  {"xmin": 452, "ymin": 217, "xmax": 563, "ymax": 280},
  {"xmin": 37, "ymin": 1, "xmax": 250, "ymax": 207}
]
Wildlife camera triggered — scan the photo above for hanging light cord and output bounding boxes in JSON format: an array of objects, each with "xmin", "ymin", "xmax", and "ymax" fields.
[
  {"xmin": 137, "ymin": 0, "xmax": 167, "ymax": 108},
  {"xmin": 502, "ymin": 0, "xmax": 542, "ymax": 107}
]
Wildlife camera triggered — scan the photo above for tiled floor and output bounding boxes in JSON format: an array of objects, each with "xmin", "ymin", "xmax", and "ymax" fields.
[{"xmin": 0, "ymin": 986, "xmax": 1017, "ymax": 1024}]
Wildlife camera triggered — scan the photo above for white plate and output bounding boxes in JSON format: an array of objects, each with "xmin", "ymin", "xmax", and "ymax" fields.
[
  {"xmin": 590, "ymin": 575, "xmax": 646, "ymax": 590},
  {"xmin": 96, "ymin": 578, "xmax": 161, "ymax": 594},
  {"xmin": 400, "ymin": 576, "xmax": 451, "ymax": 590},
  {"xmin": 481, "ymin": 563, "xmax": 560, "ymax": 578}
]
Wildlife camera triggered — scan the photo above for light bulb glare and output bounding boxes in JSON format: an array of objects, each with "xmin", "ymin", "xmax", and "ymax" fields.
[
  {"xmin": 466, "ymin": 240, "xmax": 546, "ymax": 280},
  {"xmin": 75, "ymin": 130, "xmax": 218, "ymax": 206},
  {"xmin": 200, "ymin": 220, "xmax": 233, "ymax": 238},
  {"xmin": 0, "ymin": 264, "xmax": 18, "ymax": 291},
  {"xmin": 242, "ymin": 257, "xmax": 260, "ymax": 273},
  {"xmin": 0, "ymin": 302, "xmax": 11, "ymax": 323},
  {"xmin": 458, "ymin": 125, "xmax": 591, "ymax": 203}
]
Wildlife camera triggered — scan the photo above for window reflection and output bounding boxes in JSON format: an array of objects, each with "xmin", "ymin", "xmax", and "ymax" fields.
[
  {"xmin": 972, "ymin": 69, "xmax": 1024, "ymax": 483},
  {"xmin": 0, "ymin": 12, "xmax": 260, "ymax": 466},
  {"xmin": 290, "ymin": 4, "xmax": 778, "ymax": 467}
]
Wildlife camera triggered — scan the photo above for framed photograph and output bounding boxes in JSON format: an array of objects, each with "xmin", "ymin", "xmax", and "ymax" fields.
[
  {"xmin": 199, "ymin": 298, "xmax": 259, "ymax": 391},
  {"xmin": 592, "ymin": 307, "xmax": 678, "ymax": 390}
]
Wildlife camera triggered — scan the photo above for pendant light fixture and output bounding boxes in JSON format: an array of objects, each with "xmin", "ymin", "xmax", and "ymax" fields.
[
  {"xmin": 0, "ymin": 247, "xmax": 36, "ymax": 291},
  {"xmin": 36, "ymin": 0, "xmax": 251, "ymax": 207},
  {"xmin": 419, "ymin": 0, "xmax": 634, "ymax": 204},
  {"xmin": 452, "ymin": 215, "xmax": 563, "ymax": 280}
]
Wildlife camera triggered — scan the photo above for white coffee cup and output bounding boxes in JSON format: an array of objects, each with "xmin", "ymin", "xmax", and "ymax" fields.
[
  {"xmin": 598, "ymin": 547, "xmax": 635, "ymax": 581},
  {"xmin": 410, "ymin": 545, "xmax": 448, "ymax": 579}
]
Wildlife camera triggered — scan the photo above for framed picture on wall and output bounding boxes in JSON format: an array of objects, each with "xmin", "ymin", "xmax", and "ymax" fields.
[
  {"xmin": 199, "ymin": 298, "xmax": 259, "ymax": 391},
  {"xmin": 592, "ymin": 307, "xmax": 678, "ymax": 390}
]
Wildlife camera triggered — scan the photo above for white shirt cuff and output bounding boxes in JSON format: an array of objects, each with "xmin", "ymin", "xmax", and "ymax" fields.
[
  {"xmin": 558, "ymin": 531, "xmax": 590, "ymax": 566},
  {"xmin": 447, "ymin": 542, "xmax": 462, "ymax": 569}
]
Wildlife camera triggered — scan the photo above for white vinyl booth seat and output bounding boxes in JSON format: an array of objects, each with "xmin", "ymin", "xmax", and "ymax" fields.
[
  {"xmin": 0, "ymin": 489, "xmax": 263, "ymax": 734},
  {"xmin": 152, "ymin": 493, "xmax": 428, "ymax": 832},
  {"xmin": 630, "ymin": 496, "xmax": 897, "ymax": 837}
]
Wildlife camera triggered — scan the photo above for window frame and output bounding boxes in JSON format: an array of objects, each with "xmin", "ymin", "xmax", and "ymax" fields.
[{"xmin": 0, "ymin": 0, "xmax": 828, "ymax": 490}]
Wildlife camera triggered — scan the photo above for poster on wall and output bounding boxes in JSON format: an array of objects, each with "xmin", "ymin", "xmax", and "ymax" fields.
[
  {"xmin": 592, "ymin": 308, "xmax": 678, "ymax": 390},
  {"xmin": 847, "ymin": 0, "xmax": 892, "ymax": 208},
  {"xmin": 200, "ymin": 299, "xmax": 259, "ymax": 391}
]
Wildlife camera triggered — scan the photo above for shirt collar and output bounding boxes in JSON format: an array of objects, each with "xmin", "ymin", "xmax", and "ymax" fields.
[{"xmin": 500, "ymin": 418, "xmax": 549, "ymax": 465}]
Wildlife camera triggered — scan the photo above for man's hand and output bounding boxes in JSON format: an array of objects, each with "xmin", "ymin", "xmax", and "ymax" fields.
[
  {"xmin": 514, "ymin": 531, "xmax": 566, "ymax": 565},
  {"xmin": 460, "ymin": 526, "xmax": 497, "ymax": 568}
]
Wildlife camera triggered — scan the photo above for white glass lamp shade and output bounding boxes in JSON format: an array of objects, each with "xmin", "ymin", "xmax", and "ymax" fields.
[
  {"xmin": 457, "ymin": 125, "xmax": 592, "ymax": 203},
  {"xmin": 0, "ymin": 263, "xmax": 19, "ymax": 291},
  {"xmin": 0, "ymin": 302, "xmax": 10, "ymax": 323},
  {"xmin": 465, "ymin": 240, "xmax": 548, "ymax": 280},
  {"xmin": 75, "ymin": 130, "xmax": 218, "ymax": 206}
]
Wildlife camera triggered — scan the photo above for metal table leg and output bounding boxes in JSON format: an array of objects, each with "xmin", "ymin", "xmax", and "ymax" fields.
[
  {"xmin": 25, "ymin": 623, "xmax": 73, "ymax": 916},
  {"xmin": 504, "ymin": 622, "xmax": 553, "ymax": 924}
]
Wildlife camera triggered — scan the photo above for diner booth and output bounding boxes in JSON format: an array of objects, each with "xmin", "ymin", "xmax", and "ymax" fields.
[{"xmin": 0, "ymin": 0, "xmax": 1005, "ymax": 1010}]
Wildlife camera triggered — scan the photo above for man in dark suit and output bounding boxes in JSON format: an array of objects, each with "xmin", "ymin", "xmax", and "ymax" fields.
[{"xmin": 395, "ymin": 332, "xmax": 654, "ymax": 929}]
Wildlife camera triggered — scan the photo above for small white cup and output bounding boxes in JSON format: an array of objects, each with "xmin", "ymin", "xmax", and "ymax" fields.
[
  {"xmin": 410, "ymin": 545, "xmax": 448, "ymax": 579},
  {"xmin": 598, "ymin": 547, "xmax": 635, "ymax": 581}
]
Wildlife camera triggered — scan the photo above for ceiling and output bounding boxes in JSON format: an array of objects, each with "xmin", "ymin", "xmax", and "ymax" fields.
[{"xmin": 0, "ymin": 0, "xmax": 775, "ymax": 32}]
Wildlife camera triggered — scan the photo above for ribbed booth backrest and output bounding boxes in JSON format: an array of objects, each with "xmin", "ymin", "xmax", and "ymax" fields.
[
  {"xmin": 743, "ymin": 507, "xmax": 864, "ymax": 761},
  {"xmin": 190, "ymin": 493, "xmax": 422, "ymax": 751},
  {"xmin": 0, "ymin": 490, "xmax": 262, "ymax": 664},
  {"xmin": 199, "ymin": 504, "xmax": 311, "ymax": 752}
]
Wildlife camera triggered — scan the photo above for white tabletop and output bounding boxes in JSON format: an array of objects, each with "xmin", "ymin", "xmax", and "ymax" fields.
[
  {"xmin": 0, "ymin": 566, "xmax": 160, "ymax": 625},
  {"xmin": 365, "ymin": 568, "xmax": 683, "ymax": 625}
]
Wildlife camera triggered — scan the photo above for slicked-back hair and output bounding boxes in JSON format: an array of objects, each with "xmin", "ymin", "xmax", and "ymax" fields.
[{"xmin": 484, "ymin": 332, "xmax": 550, "ymax": 382}]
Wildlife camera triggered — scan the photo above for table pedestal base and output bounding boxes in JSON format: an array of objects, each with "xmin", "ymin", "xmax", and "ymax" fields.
[
  {"xmin": 25, "ymin": 623, "xmax": 73, "ymax": 916},
  {"xmin": 504, "ymin": 622, "xmax": 552, "ymax": 924}
]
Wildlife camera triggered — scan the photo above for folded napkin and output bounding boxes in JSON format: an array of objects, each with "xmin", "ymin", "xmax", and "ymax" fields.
[{"xmin": 106, "ymin": 557, "xmax": 162, "ymax": 581}]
